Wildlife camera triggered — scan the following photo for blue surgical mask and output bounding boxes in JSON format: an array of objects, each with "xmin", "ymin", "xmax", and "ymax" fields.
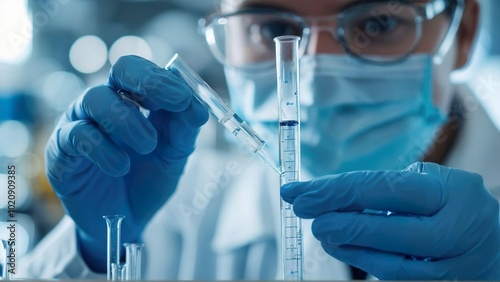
[{"xmin": 224, "ymin": 54, "xmax": 446, "ymax": 177}]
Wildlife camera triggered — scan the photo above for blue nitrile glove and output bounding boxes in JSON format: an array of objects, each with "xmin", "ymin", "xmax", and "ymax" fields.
[
  {"xmin": 281, "ymin": 162, "xmax": 500, "ymax": 280},
  {"xmin": 45, "ymin": 55, "xmax": 209, "ymax": 273}
]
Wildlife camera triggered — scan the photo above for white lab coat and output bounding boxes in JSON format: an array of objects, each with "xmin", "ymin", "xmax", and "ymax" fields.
[{"xmin": 17, "ymin": 85, "xmax": 500, "ymax": 280}]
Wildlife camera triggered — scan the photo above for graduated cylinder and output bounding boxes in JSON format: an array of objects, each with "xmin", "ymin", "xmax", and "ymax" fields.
[{"xmin": 275, "ymin": 35, "xmax": 303, "ymax": 281}]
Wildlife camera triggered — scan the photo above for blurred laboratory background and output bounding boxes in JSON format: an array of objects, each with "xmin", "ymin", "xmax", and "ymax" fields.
[{"xmin": 0, "ymin": 0, "xmax": 499, "ymax": 261}]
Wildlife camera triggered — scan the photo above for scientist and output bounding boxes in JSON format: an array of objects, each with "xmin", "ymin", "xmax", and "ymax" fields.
[{"xmin": 19, "ymin": 0, "xmax": 500, "ymax": 280}]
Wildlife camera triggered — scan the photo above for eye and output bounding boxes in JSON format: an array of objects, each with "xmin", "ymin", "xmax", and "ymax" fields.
[
  {"xmin": 340, "ymin": 4, "xmax": 420, "ymax": 60},
  {"xmin": 352, "ymin": 16, "xmax": 402, "ymax": 35},
  {"xmin": 254, "ymin": 20, "xmax": 302, "ymax": 41}
]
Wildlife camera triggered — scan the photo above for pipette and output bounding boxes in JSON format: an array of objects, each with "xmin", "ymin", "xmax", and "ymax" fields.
[
  {"xmin": 165, "ymin": 54, "xmax": 280, "ymax": 174},
  {"xmin": 275, "ymin": 35, "xmax": 303, "ymax": 280}
]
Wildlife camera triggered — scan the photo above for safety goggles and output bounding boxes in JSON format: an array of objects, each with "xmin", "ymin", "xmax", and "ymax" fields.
[{"xmin": 199, "ymin": 0, "xmax": 464, "ymax": 69}]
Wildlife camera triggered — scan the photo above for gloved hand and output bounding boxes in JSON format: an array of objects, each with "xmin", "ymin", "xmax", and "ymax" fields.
[
  {"xmin": 45, "ymin": 55, "xmax": 208, "ymax": 272},
  {"xmin": 281, "ymin": 162, "xmax": 500, "ymax": 280}
]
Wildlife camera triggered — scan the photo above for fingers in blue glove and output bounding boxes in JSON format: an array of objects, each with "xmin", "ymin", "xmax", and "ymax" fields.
[
  {"xmin": 284, "ymin": 162, "xmax": 500, "ymax": 280},
  {"xmin": 324, "ymin": 226, "xmax": 500, "ymax": 280},
  {"xmin": 320, "ymin": 243, "xmax": 405, "ymax": 280},
  {"xmin": 107, "ymin": 55, "xmax": 194, "ymax": 112},
  {"xmin": 281, "ymin": 168, "xmax": 443, "ymax": 218},
  {"xmin": 311, "ymin": 210, "xmax": 469, "ymax": 259},
  {"xmin": 148, "ymin": 98, "xmax": 209, "ymax": 161},
  {"xmin": 71, "ymin": 85, "xmax": 158, "ymax": 154},
  {"xmin": 57, "ymin": 120, "xmax": 130, "ymax": 179}
]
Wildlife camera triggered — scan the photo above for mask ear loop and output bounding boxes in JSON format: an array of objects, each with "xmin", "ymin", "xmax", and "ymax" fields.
[{"xmin": 433, "ymin": 0, "xmax": 466, "ymax": 65}]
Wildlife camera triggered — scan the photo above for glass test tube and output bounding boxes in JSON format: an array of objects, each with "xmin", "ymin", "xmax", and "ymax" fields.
[
  {"xmin": 104, "ymin": 215, "xmax": 125, "ymax": 280},
  {"xmin": 111, "ymin": 262, "xmax": 126, "ymax": 280},
  {"xmin": 1, "ymin": 239, "xmax": 13, "ymax": 280},
  {"xmin": 124, "ymin": 243, "xmax": 144, "ymax": 280},
  {"xmin": 275, "ymin": 35, "xmax": 303, "ymax": 281},
  {"xmin": 1, "ymin": 239, "xmax": 8, "ymax": 280},
  {"xmin": 165, "ymin": 54, "xmax": 280, "ymax": 174}
]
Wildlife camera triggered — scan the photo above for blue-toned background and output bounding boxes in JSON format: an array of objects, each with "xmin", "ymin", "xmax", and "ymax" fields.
[{"xmin": 0, "ymin": 0, "xmax": 498, "ymax": 261}]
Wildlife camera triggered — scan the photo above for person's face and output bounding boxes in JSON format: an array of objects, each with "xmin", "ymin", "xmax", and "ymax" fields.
[{"xmin": 221, "ymin": 0, "xmax": 479, "ymax": 111}]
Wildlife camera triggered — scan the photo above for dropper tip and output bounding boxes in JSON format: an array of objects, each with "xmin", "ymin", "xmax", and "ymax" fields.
[{"xmin": 256, "ymin": 149, "xmax": 281, "ymax": 175}]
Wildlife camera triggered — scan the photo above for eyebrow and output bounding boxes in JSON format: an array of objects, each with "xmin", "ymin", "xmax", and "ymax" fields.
[
  {"xmin": 237, "ymin": 2, "xmax": 297, "ymax": 13},
  {"xmin": 236, "ymin": 0, "xmax": 379, "ymax": 15},
  {"xmin": 237, "ymin": 0, "xmax": 429, "ymax": 14}
]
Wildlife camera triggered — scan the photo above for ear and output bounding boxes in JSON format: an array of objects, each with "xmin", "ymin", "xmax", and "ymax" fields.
[{"xmin": 455, "ymin": 0, "xmax": 480, "ymax": 69}]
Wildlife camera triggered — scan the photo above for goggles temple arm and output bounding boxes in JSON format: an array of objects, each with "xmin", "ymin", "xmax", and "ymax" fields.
[{"xmin": 433, "ymin": 0, "xmax": 466, "ymax": 64}]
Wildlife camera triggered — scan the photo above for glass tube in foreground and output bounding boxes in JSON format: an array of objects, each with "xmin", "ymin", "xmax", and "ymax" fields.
[
  {"xmin": 104, "ymin": 215, "xmax": 125, "ymax": 280},
  {"xmin": 124, "ymin": 243, "xmax": 144, "ymax": 280},
  {"xmin": 275, "ymin": 35, "xmax": 303, "ymax": 281}
]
